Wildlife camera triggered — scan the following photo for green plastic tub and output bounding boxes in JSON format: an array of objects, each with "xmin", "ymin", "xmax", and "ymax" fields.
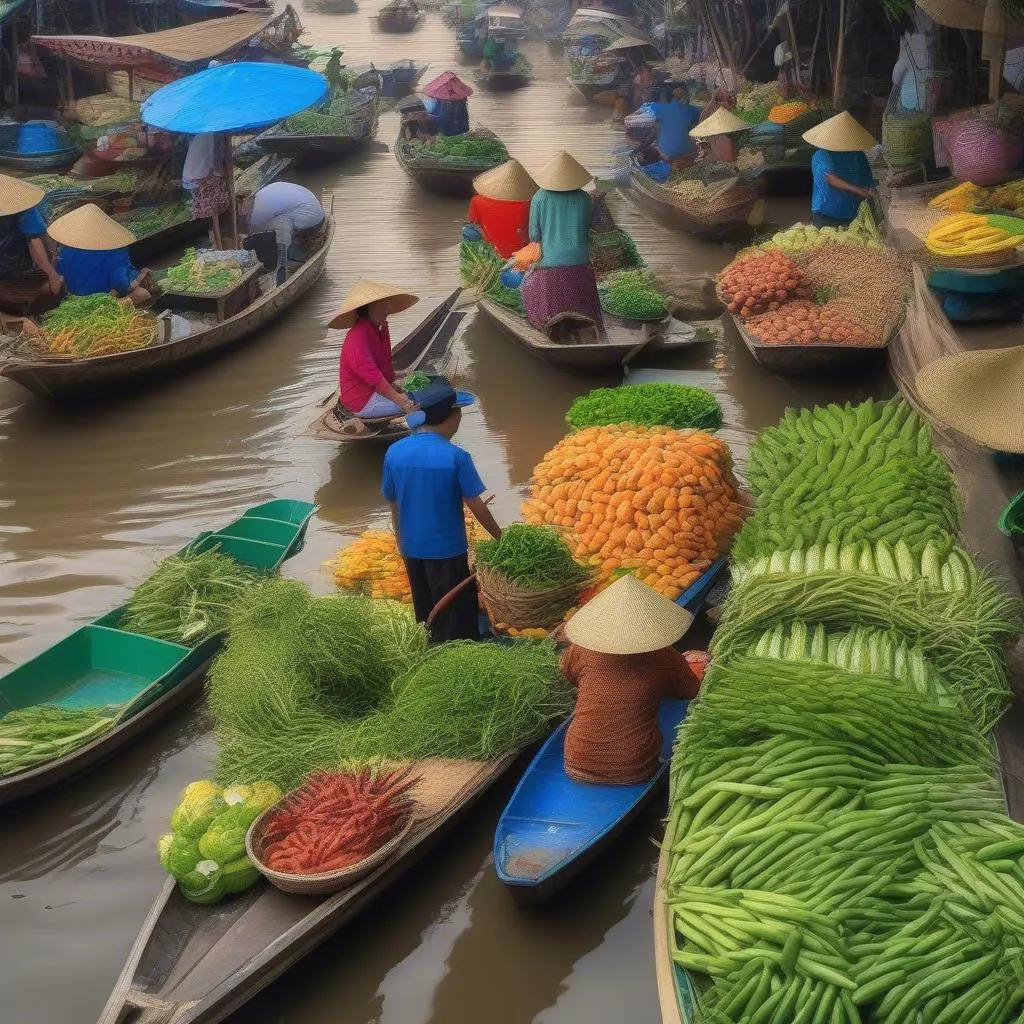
[
  {"xmin": 998, "ymin": 490, "xmax": 1024, "ymax": 556},
  {"xmin": 0, "ymin": 625, "xmax": 190, "ymax": 715},
  {"xmin": 241, "ymin": 499, "xmax": 317, "ymax": 529},
  {"xmin": 218, "ymin": 515, "xmax": 299, "ymax": 549}
]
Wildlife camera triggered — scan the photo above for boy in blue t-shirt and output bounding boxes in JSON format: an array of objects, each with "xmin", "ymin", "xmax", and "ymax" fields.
[{"xmin": 382, "ymin": 383, "xmax": 502, "ymax": 641}]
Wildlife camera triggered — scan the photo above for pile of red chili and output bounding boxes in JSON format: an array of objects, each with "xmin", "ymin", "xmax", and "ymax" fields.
[{"xmin": 259, "ymin": 767, "xmax": 418, "ymax": 875}]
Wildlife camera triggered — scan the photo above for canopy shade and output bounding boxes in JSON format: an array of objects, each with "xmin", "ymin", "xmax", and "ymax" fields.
[
  {"xmin": 32, "ymin": 8, "xmax": 300, "ymax": 72},
  {"xmin": 141, "ymin": 62, "xmax": 328, "ymax": 133}
]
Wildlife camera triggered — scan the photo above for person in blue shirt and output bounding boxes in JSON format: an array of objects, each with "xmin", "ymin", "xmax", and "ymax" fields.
[
  {"xmin": 648, "ymin": 86, "xmax": 702, "ymax": 165},
  {"xmin": 48, "ymin": 203, "xmax": 154, "ymax": 305},
  {"xmin": 382, "ymin": 382, "xmax": 502, "ymax": 642},
  {"xmin": 0, "ymin": 174, "xmax": 62, "ymax": 313},
  {"xmin": 803, "ymin": 111, "xmax": 877, "ymax": 228}
]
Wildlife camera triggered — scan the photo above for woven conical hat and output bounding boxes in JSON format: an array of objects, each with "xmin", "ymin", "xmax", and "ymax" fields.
[
  {"xmin": 915, "ymin": 346, "xmax": 1024, "ymax": 452},
  {"xmin": 565, "ymin": 573, "xmax": 694, "ymax": 655},
  {"xmin": 47, "ymin": 203, "xmax": 136, "ymax": 251},
  {"xmin": 533, "ymin": 151, "xmax": 593, "ymax": 192},
  {"xmin": 603, "ymin": 35, "xmax": 659, "ymax": 57},
  {"xmin": 690, "ymin": 107, "xmax": 750, "ymax": 139},
  {"xmin": 328, "ymin": 279, "xmax": 420, "ymax": 329},
  {"xmin": 802, "ymin": 111, "xmax": 877, "ymax": 152},
  {"xmin": 473, "ymin": 159, "xmax": 538, "ymax": 201},
  {"xmin": 0, "ymin": 174, "xmax": 45, "ymax": 217}
]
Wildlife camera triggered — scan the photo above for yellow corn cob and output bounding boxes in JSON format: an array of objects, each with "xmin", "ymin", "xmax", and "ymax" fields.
[{"xmin": 959, "ymin": 227, "xmax": 1009, "ymax": 242}]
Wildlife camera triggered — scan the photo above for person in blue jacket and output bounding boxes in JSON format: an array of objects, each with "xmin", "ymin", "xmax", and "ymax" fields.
[
  {"xmin": 648, "ymin": 85, "xmax": 702, "ymax": 166},
  {"xmin": 49, "ymin": 204, "xmax": 154, "ymax": 305},
  {"xmin": 803, "ymin": 111, "xmax": 877, "ymax": 228},
  {"xmin": 0, "ymin": 174, "xmax": 62, "ymax": 313}
]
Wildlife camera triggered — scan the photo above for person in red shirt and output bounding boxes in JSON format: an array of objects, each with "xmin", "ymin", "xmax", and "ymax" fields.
[
  {"xmin": 467, "ymin": 159, "xmax": 537, "ymax": 260},
  {"xmin": 330, "ymin": 280, "xmax": 420, "ymax": 418}
]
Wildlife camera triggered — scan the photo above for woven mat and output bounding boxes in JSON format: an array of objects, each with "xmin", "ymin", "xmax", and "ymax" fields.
[{"xmin": 382, "ymin": 757, "xmax": 492, "ymax": 824}]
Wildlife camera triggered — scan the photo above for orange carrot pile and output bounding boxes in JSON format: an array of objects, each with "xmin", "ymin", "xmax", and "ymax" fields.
[
  {"xmin": 260, "ymin": 767, "xmax": 417, "ymax": 875},
  {"xmin": 717, "ymin": 251, "xmax": 810, "ymax": 317}
]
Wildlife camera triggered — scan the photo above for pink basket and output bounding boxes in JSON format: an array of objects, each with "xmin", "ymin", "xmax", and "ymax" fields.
[{"xmin": 933, "ymin": 117, "xmax": 1024, "ymax": 185}]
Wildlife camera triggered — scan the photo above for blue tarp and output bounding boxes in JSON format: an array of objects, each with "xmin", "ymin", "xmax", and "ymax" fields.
[{"xmin": 141, "ymin": 61, "xmax": 328, "ymax": 133}]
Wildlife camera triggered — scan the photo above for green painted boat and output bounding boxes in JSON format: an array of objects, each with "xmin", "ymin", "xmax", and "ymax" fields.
[{"xmin": 0, "ymin": 498, "xmax": 317, "ymax": 807}]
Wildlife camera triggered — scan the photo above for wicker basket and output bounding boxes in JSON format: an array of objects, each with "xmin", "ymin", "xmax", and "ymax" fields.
[
  {"xmin": 476, "ymin": 565, "xmax": 587, "ymax": 630},
  {"xmin": 934, "ymin": 117, "xmax": 1024, "ymax": 186},
  {"xmin": 245, "ymin": 802, "xmax": 416, "ymax": 896}
]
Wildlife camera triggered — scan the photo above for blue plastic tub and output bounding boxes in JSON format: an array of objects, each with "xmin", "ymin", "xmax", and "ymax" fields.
[{"xmin": 16, "ymin": 121, "xmax": 62, "ymax": 154}]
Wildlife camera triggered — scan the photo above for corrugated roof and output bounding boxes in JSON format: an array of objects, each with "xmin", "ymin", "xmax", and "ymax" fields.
[{"xmin": 32, "ymin": 6, "xmax": 299, "ymax": 71}]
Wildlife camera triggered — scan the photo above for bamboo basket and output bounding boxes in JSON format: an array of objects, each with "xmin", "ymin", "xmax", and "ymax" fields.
[
  {"xmin": 246, "ymin": 801, "xmax": 415, "ymax": 896},
  {"xmin": 476, "ymin": 566, "xmax": 588, "ymax": 630}
]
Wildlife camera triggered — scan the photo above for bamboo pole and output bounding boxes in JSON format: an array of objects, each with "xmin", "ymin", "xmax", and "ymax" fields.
[
  {"xmin": 226, "ymin": 132, "xmax": 238, "ymax": 250},
  {"xmin": 832, "ymin": 0, "xmax": 846, "ymax": 111}
]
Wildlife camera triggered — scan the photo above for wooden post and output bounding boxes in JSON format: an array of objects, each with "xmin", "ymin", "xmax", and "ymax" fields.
[
  {"xmin": 832, "ymin": 0, "xmax": 846, "ymax": 111},
  {"xmin": 11, "ymin": 20, "xmax": 20, "ymax": 108},
  {"xmin": 127, "ymin": 68, "xmax": 135, "ymax": 101},
  {"xmin": 226, "ymin": 132, "xmax": 239, "ymax": 250}
]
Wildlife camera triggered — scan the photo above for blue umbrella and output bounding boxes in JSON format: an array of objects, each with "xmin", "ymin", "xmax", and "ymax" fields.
[{"xmin": 141, "ymin": 62, "xmax": 329, "ymax": 134}]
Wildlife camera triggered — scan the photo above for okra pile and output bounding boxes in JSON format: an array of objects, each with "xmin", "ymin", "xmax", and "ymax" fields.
[{"xmin": 664, "ymin": 397, "xmax": 1024, "ymax": 1023}]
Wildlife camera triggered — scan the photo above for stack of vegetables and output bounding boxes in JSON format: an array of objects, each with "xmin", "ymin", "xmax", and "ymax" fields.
[
  {"xmin": 113, "ymin": 198, "xmax": 190, "ymax": 239},
  {"xmin": 0, "ymin": 705, "xmax": 122, "ymax": 777},
  {"xmin": 767, "ymin": 100, "xmax": 810, "ymax": 124},
  {"xmin": 662, "ymin": 396, "xmax": 1024, "ymax": 1024},
  {"xmin": 721, "ymin": 209, "xmax": 911, "ymax": 347},
  {"xmin": 459, "ymin": 237, "xmax": 523, "ymax": 312},
  {"xmin": 158, "ymin": 779, "xmax": 282, "ymax": 904},
  {"xmin": 599, "ymin": 269, "xmax": 670, "ymax": 321},
  {"xmin": 162, "ymin": 249, "xmax": 250, "ymax": 295},
  {"xmin": 924, "ymin": 213, "xmax": 1022, "ymax": 266},
  {"xmin": 410, "ymin": 132, "xmax": 508, "ymax": 167},
  {"xmin": 522, "ymin": 426, "xmax": 745, "ymax": 599},
  {"xmin": 208, "ymin": 579, "xmax": 571, "ymax": 788},
  {"xmin": 565, "ymin": 383, "xmax": 723, "ymax": 432},
  {"xmin": 34, "ymin": 294, "xmax": 158, "ymax": 358},
  {"xmin": 762, "ymin": 203, "xmax": 884, "ymax": 253}
]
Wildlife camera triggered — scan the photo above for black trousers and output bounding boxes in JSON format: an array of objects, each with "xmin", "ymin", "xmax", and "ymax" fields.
[{"xmin": 404, "ymin": 554, "xmax": 481, "ymax": 643}]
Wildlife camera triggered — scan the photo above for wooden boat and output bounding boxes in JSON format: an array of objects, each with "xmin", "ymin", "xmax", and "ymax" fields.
[
  {"xmin": 474, "ymin": 59, "xmax": 531, "ymax": 92},
  {"xmin": 476, "ymin": 296, "xmax": 704, "ymax": 372},
  {"xmin": 566, "ymin": 71, "xmax": 617, "ymax": 99},
  {"xmin": 732, "ymin": 313, "xmax": 894, "ymax": 376},
  {"xmin": 492, "ymin": 559, "xmax": 727, "ymax": 906},
  {"xmin": 385, "ymin": 58, "xmax": 427, "ymax": 88},
  {"xmin": 654, "ymin": 837, "xmax": 701, "ymax": 1024},
  {"xmin": 394, "ymin": 134, "xmax": 506, "ymax": 197},
  {"xmin": 627, "ymin": 156, "xmax": 765, "ymax": 241},
  {"xmin": 377, "ymin": 1, "xmax": 422, "ymax": 31},
  {"xmin": 0, "ymin": 218, "xmax": 334, "ymax": 400},
  {"xmin": 307, "ymin": 287, "xmax": 465, "ymax": 443},
  {"xmin": 255, "ymin": 96, "xmax": 378, "ymax": 164},
  {"xmin": 0, "ymin": 499, "xmax": 316, "ymax": 808},
  {"xmin": 96, "ymin": 752, "xmax": 521, "ymax": 1024},
  {"xmin": 0, "ymin": 144, "xmax": 81, "ymax": 172}
]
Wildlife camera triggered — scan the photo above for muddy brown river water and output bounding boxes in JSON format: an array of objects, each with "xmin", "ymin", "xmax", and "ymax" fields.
[{"xmin": 0, "ymin": 7, "xmax": 910, "ymax": 1023}]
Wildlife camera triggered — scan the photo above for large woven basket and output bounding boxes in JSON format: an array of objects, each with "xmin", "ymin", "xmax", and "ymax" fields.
[
  {"xmin": 476, "ymin": 565, "xmax": 587, "ymax": 630},
  {"xmin": 245, "ymin": 801, "xmax": 416, "ymax": 896}
]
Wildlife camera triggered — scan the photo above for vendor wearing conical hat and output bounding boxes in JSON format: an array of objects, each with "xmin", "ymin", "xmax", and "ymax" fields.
[
  {"xmin": 690, "ymin": 105, "xmax": 749, "ymax": 164},
  {"xmin": 467, "ymin": 159, "xmax": 537, "ymax": 259},
  {"xmin": 803, "ymin": 111, "xmax": 877, "ymax": 230},
  {"xmin": 49, "ymin": 204, "xmax": 154, "ymax": 306},
  {"xmin": 560, "ymin": 574, "xmax": 705, "ymax": 785},
  {"xmin": 915, "ymin": 347, "xmax": 1024, "ymax": 453},
  {"xmin": 0, "ymin": 173, "xmax": 62, "ymax": 314},
  {"xmin": 520, "ymin": 151, "xmax": 604, "ymax": 335},
  {"xmin": 332, "ymin": 279, "xmax": 420, "ymax": 419}
]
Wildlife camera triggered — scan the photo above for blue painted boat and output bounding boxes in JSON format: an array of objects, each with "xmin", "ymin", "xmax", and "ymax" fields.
[{"xmin": 492, "ymin": 558, "xmax": 727, "ymax": 905}]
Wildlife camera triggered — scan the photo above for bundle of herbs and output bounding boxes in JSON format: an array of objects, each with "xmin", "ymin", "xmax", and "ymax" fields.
[
  {"xmin": 0, "ymin": 705, "xmax": 120, "ymax": 777},
  {"xmin": 475, "ymin": 524, "xmax": 588, "ymax": 591},
  {"xmin": 121, "ymin": 545, "xmax": 261, "ymax": 645}
]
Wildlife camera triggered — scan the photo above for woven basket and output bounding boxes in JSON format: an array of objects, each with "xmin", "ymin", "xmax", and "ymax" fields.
[
  {"xmin": 882, "ymin": 112, "xmax": 933, "ymax": 168},
  {"xmin": 923, "ymin": 246, "xmax": 1023, "ymax": 270},
  {"xmin": 245, "ymin": 802, "xmax": 416, "ymax": 896},
  {"xmin": 934, "ymin": 117, "xmax": 1024, "ymax": 186},
  {"xmin": 476, "ymin": 565, "xmax": 587, "ymax": 630}
]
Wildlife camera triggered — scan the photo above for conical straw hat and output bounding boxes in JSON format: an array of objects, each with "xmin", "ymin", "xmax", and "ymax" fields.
[
  {"xmin": 328, "ymin": 279, "xmax": 420, "ymax": 329},
  {"xmin": 802, "ymin": 111, "xmax": 877, "ymax": 152},
  {"xmin": 0, "ymin": 173, "xmax": 45, "ymax": 217},
  {"xmin": 47, "ymin": 203, "xmax": 136, "ymax": 251},
  {"xmin": 690, "ymin": 107, "xmax": 751, "ymax": 139},
  {"xmin": 603, "ymin": 35, "xmax": 659, "ymax": 57},
  {"xmin": 533, "ymin": 151, "xmax": 593, "ymax": 192},
  {"xmin": 473, "ymin": 159, "xmax": 538, "ymax": 201},
  {"xmin": 915, "ymin": 346, "xmax": 1024, "ymax": 452},
  {"xmin": 423, "ymin": 71, "xmax": 473, "ymax": 100},
  {"xmin": 565, "ymin": 573, "xmax": 694, "ymax": 655}
]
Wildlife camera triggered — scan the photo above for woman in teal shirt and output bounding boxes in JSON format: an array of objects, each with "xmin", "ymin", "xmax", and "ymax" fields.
[
  {"xmin": 520, "ymin": 151, "xmax": 603, "ymax": 335},
  {"xmin": 803, "ymin": 111, "xmax": 877, "ymax": 228}
]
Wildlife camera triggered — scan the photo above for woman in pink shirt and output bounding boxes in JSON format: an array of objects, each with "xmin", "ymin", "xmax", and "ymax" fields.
[{"xmin": 330, "ymin": 280, "xmax": 421, "ymax": 418}]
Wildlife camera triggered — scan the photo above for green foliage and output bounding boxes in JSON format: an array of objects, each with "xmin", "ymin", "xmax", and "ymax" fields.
[
  {"xmin": 169, "ymin": 780, "xmax": 227, "ymax": 839},
  {"xmin": 197, "ymin": 804, "xmax": 252, "ymax": 864},
  {"xmin": 178, "ymin": 860, "xmax": 226, "ymax": 904},
  {"xmin": 600, "ymin": 269, "xmax": 669, "ymax": 321},
  {"xmin": 475, "ymin": 524, "xmax": 588, "ymax": 590},
  {"xmin": 160, "ymin": 833, "xmax": 203, "ymax": 879},
  {"xmin": 566, "ymin": 383, "xmax": 723, "ymax": 432}
]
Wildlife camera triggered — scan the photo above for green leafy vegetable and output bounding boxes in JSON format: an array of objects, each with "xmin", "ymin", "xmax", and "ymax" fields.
[
  {"xmin": 0, "ymin": 705, "xmax": 119, "ymax": 777},
  {"xmin": 475, "ymin": 524, "xmax": 588, "ymax": 590},
  {"xmin": 565, "ymin": 383, "xmax": 723, "ymax": 432},
  {"xmin": 599, "ymin": 269, "xmax": 669, "ymax": 321},
  {"xmin": 402, "ymin": 371, "xmax": 432, "ymax": 392}
]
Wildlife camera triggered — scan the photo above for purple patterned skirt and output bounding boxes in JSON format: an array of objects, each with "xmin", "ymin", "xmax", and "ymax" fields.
[
  {"xmin": 521, "ymin": 264, "xmax": 604, "ymax": 334},
  {"xmin": 190, "ymin": 174, "xmax": 231, "ymax": 219}
]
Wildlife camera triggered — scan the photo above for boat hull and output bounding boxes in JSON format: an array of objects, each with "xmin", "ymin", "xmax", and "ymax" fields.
[
  {"xmin": 395, "ymin": 137, "xmax": 501, "ymax": 197},
  {"xmin": 0, "ymin": 218, "xmax": 335, "ymax": 400},
  {"xmin": 0, "ymin": 145, "xmax": 80, "ymax": 171},
  {"xmin": 255, "ymin": 131, "xmax": 370, "ymax": 162},
  {"xmin": 475, "ymin": 71, "xmax": 530, "ymax": 91}
]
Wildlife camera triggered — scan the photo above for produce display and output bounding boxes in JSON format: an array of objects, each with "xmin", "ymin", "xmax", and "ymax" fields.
[
  {"xmin": 0, "ymin": 705, "xmax": 119, "ymax": 777},
  {"xmin": 744, "ymin": 299, "xmax": 875, "ymax": 346},
  {"xmin": 459, "ymin": 237, "xmax": 525, "ymax": 312},
  {"xmin": 121, "ymin": 546, "xmax": 261, "ymax": 645},
  {"xmin": 662, "ymin": 396, "xmax": 1024, "ymax": 1024},
  {"xmin": 980, "ymin": 177, "xmax": 1024, "ymax": 214},
  {"xmin": 401, "ymin": 371, "xmax": 432, "ymax": 392},
  {"xmin": 475, "ymin": 524, "xmax": 588, "ymax": 590},
  {"xmin": 209, "ymin": 579, "xmax": 568, "ymax": 787},
  {"xmin": 37, "ymin": 294, "xmax": 158, "ymax": 358},
  {"xmin": 928, "ymin": 181, "xmax": 988, "ymax": 212},
  {"xmin": 767, "ymin": 100, "xmax": 810, "ymax": 124},
  {"xmin": 599, "ymin": 269, "xmax": 669, "ymax": 321},
  {"xmin": 718, "ymin": 250, "xmax": 810, "ymax": 316},
  {"xmin": 157, "ymin": 779, "xmax": 281, "ymax": 904},
  {"xmin": 925, "ymin": 213, "xmax": 1021, "ymax": 262},
  {"xmin": 522, "ymin": 426, "xmax": 745, "ymax": 599},
  {"xmin": 257, "ymin": 767, "xmax": 417, "ymax": 874},
  {"xmin": 114, "ymin": 198, "xmax": 190, "ymax": 238},
  {"xmin": 162, "ymin": 248, "xmax": 247, "ymax": 294},
  {"xmin": 412, "ymin": 133, "xmax": 508, "ymax": 166},
  {"xmin": 762, "ymin": 203, "xmax": 884, "ymax": 252},
  {"xmin": 26, "ymin": 170, "xmax": 137, "ymax": 194},
  {"xmin": 565, "ymin": 383, "xmax": 723, "ymax": 432}
]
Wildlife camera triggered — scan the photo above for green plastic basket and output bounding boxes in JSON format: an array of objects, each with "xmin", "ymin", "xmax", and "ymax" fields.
[
  {"xmin": 192, "ymin": 533, "xmax": 289, "ymax": 573},
  {"xmin": 241, "ymin": 499, "xmax": 317, "ymax": 528},
  {"xmin": 219, "ymin": 516, "xmax": 299, "ymax": 549},
  {"xmin": 998, "ymin": 490, "xmax": 1024, "ymax": 555}
]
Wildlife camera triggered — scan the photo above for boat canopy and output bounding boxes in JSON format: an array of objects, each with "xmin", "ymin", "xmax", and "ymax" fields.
[
  {"xmin": 32, "ymin": 6, "xmax": 301, "ymax": 72},
  {"xmin": 563, "ymin": 9, "xmax": 642, "ymax": 39}
]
